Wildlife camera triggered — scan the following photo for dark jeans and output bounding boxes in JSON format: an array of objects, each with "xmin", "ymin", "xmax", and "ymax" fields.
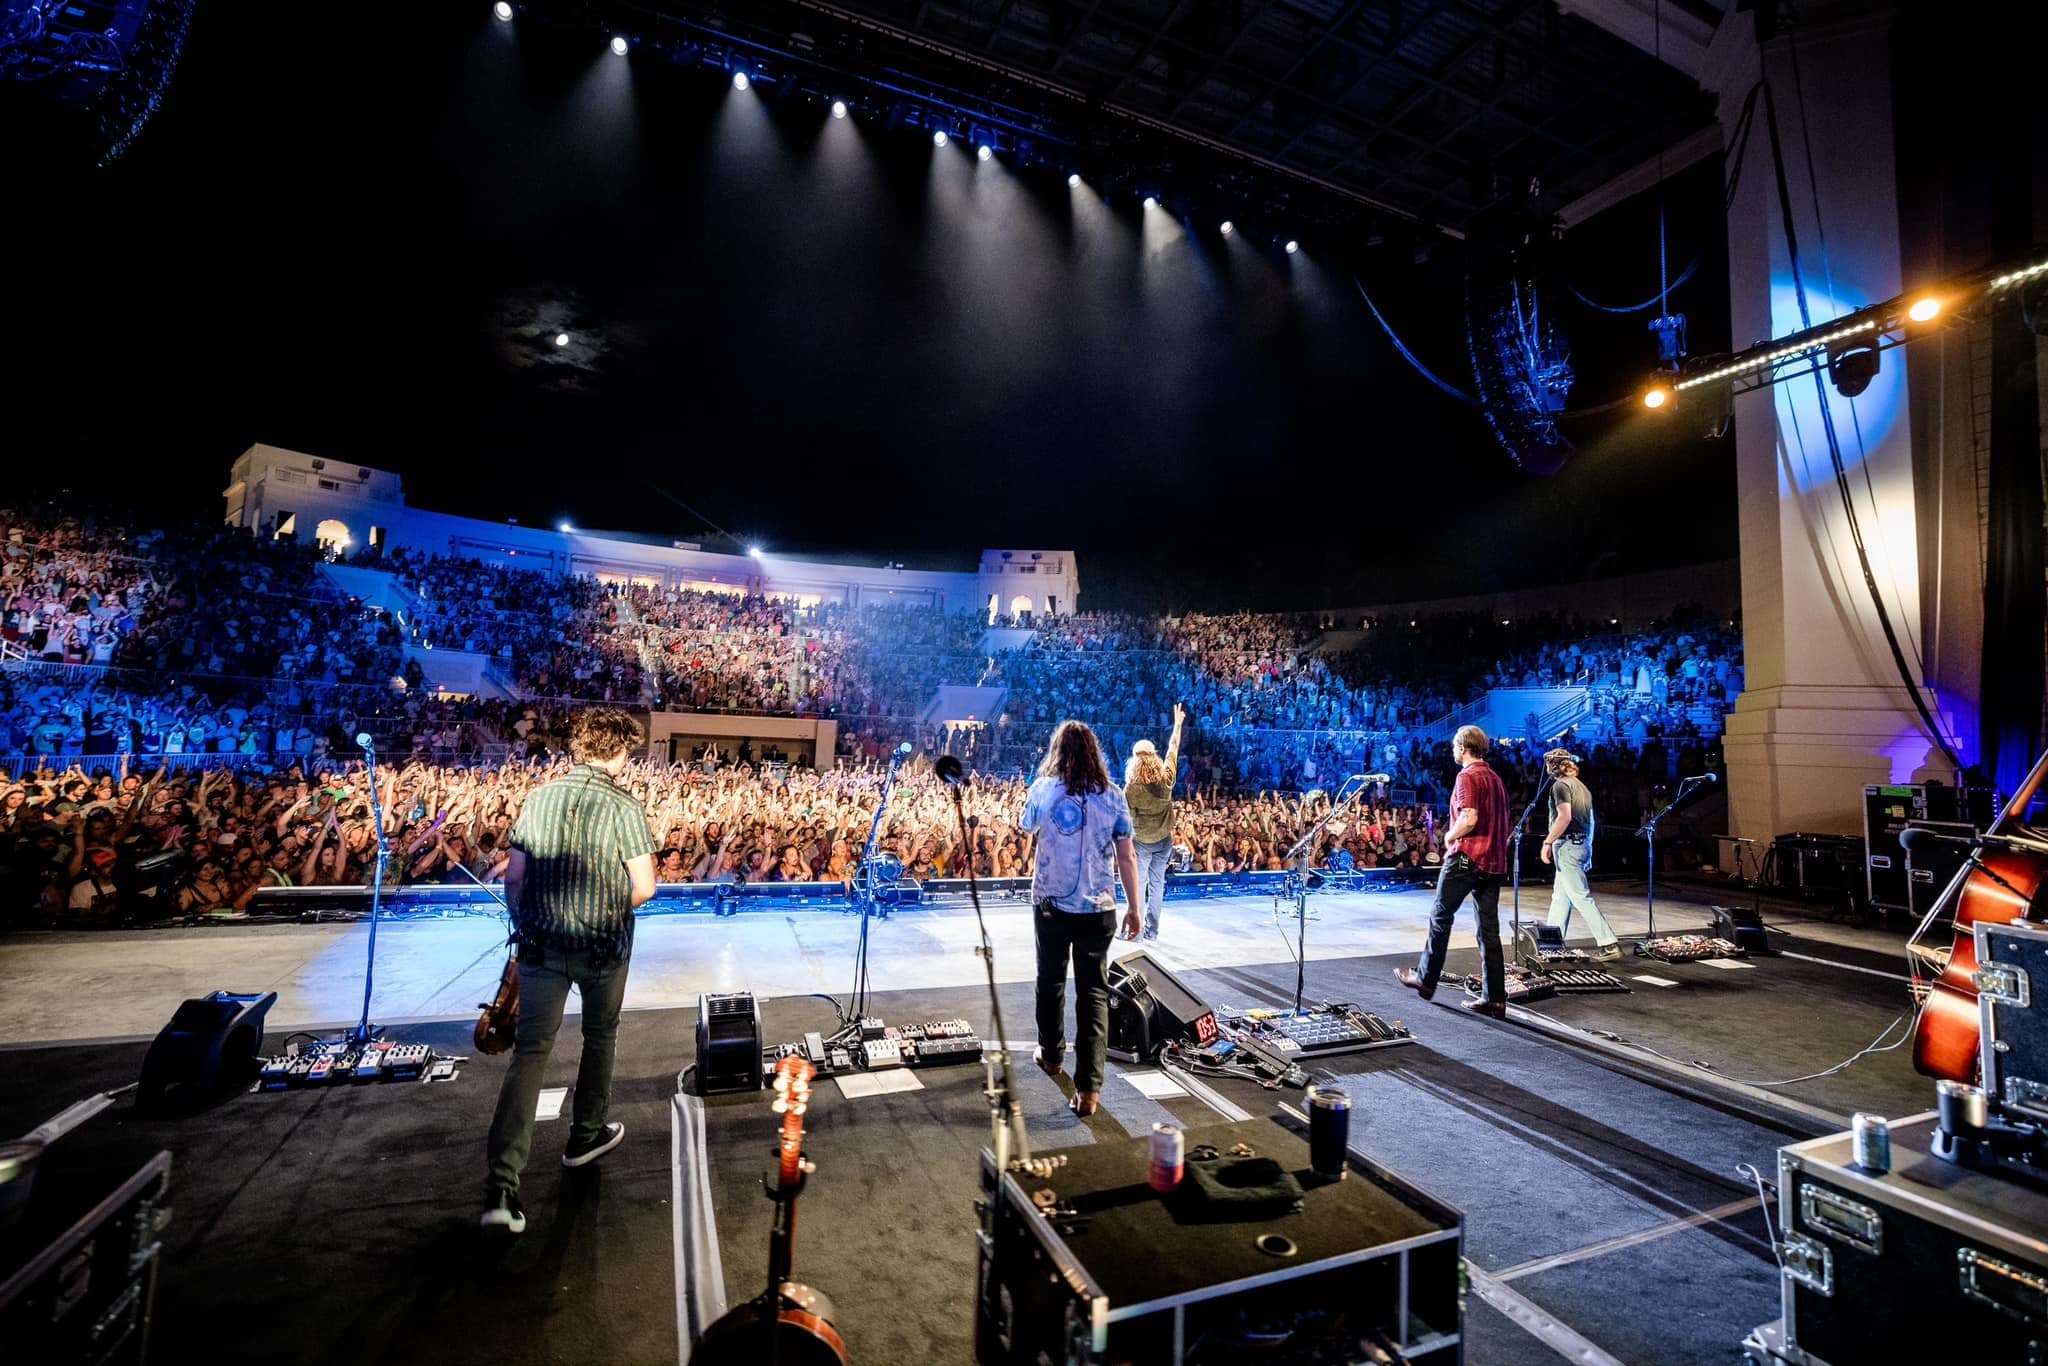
[
  {"xmin": 484, "ymin": 942, "xmax": 630, "ymax": 1196},
  {"xmin": 1034, "ymin": 902, "xmax": 1117, "ymax": 1092},
  {"xmin": 1415, "ymin": 855, "xmax": 1506, "ymax": 1004}
]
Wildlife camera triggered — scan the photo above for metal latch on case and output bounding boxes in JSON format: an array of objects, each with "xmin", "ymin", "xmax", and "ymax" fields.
[
  {"xmin": 1782, "ymin": 1234, "xmax": 1833, "ymax": 1296},
  {"xmin": 1975, "ymin": 962, "xmax": 2031, "ymax": 1009}
]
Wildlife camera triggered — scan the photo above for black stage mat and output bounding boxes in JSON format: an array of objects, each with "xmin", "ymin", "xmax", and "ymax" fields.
[{"xmin": 0, "ymin": 1014, "xmax": 685, "ymax": 1366}]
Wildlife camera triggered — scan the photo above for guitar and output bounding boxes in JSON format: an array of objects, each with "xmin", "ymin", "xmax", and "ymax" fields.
[
  {"xmin": 473, "ymin": 950, "xmax": 520, "ymax": 1055},
  {"xmin": 693, "ymin": 1055, "xmax": 848, "ymax": 1366},
  {"xmin": 1911, "ymin": 749, "xmax": 2048, "ymax": 1081}
]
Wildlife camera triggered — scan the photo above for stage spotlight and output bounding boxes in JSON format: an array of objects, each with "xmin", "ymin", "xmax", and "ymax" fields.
[
  {"xmin": 609, "ymin": 35, "xmax": 628, "ymax": 56},
  {"xmin": 831, "ymin": 99, "xmax": 848, "ymax": 119},
  {"xmin": 748, "ymin": 544, "xmax": 763, "ymax": 558},
  {"xmin": 933, "ymin": 130, "xmax": 949, "ymax": 148},
  {"xmin": 1642, "ymin": 383, "xmax": 1671, "ymax": 410},
  {"xmin": 1284, "ymin": 239, "xmax": 1300, "ymax": 255},
  {"xmin": 1067, "ymin": 173, "xmax": 1081, "ymax": 188},
  {"xmin": 978, "ymin": 144, "xmax": 992, "ymax": 162},
  {"xmin": 1219, "ymin": 221, "xmax": 1234, "ymax": 236},
  {"xmin": 1826, "ymin": 339, "xmax": 1881, "ymax": 397},
  {"xmin": 1907, "ymin": 296, "xmax": 1942, "ymax": 323},
  {"xmin": 1142, "ymin": 195, "xmax": 1158, "ymax": 210},
  {"xmin": 733, "ymin": 71, "xmax": 750, "ymax": 91},
  {"xmin": 554, "ymin": 333, "xmax": 569, "ymax": 347},
  {"xmin": 492, "ymin": 1, "xmax": 512, "ymax": 19},
  {"xmin": 559, "ymin": 521, "xmax": 574, "ymax": 534}
]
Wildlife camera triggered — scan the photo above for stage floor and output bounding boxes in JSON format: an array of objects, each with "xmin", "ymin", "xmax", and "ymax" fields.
[
  {"xmin": 0, "ymin": 878, "xmax": 1907, "ymax": 1049},
  {"xmin": 0, "ymin": 881, "xmax": 1936, "ymax": 1362},
  {"xmin": 0, "ymin": 874, "xmax": 1943, "ymax": 1365}
]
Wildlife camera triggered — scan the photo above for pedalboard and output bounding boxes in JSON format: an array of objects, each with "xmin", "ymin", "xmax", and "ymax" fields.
[
  {"xmin": 769, "ymin": 1017, "xmax": 985, "ymax": 1078},
  {"xmin": 257, "ymin": 1038, "xmax": 438, "ymax": 1088},
  {"xmin": 1637, "ymin": 934, "xmax": 1745, "ymax": 963}
]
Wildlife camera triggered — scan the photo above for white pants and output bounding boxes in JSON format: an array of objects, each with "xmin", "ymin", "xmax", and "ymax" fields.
[{"xmin": 1546, "ymin": 839, "xmax": 1616, "ymax": 945}]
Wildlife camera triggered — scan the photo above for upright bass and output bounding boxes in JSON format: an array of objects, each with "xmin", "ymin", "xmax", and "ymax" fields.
[{"xmin": 1911, "ymin": 750, "xmax": 2048, "ymax": 1081}]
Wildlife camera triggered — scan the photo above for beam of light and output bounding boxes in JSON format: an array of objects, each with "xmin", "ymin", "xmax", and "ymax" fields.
[
  {"xmin": 732, "ymin": 71, "xmax": 750, "ymax": 91},
  {"xmin": 492, "ymin": 1, "xmax": 512, "ymax": 20},
  {"xmin": 609, "ymin": 35, "xmax": 628, "ymax": 56},
  {"xmin": 831, "ymin": 99, "xmax": 847, "ymax": 119}
]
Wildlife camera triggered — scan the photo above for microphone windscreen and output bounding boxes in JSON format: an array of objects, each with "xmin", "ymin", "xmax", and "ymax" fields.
[
  {"xmin": 934, "ymin": 755, "xmax": 964, "ymax": 786},
  {"xmin": 897, "ymin": 742, "xmax": 913, "ymax": 756},
  {"xmin": 354, "ymin": 732, "xmax": 372, "ymax": 748}
]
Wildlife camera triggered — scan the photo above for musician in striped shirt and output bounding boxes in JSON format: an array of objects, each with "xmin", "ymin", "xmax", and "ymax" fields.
[{"xmin": 481, "ymin": 707, "xmax": 657, "ymax": 1236}]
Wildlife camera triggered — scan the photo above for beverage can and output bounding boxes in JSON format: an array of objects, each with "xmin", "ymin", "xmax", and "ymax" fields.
[
  {"xmin": 1852, "ymin": 1112, "xmax": 1891, "ymax": 1174},
  {"xmin": 1149, "ymin": 1121, "xmax": 1184, "ymax": 1193},
  {"xmin": 1308, "ymin": 1085, "xmax": 1352, "ymax": 1179}
]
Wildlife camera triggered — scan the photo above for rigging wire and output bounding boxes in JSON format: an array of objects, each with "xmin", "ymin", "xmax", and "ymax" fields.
[
  {"xmin": 1570, "ymin": 257, "xmax": 1701, "ymax": 315},
  {"xmin": 1351, "ymin": 276, "xmax": 1476, "ymax": 405}
]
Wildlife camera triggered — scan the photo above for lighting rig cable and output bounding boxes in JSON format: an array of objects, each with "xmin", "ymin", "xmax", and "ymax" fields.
[{"xmin": 1760, "ymin": 79, "xmax": 1963, "ymax": 772}]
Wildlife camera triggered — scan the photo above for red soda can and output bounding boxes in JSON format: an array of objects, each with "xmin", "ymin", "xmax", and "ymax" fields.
[{"xmin": 1149, "ymin": 1122, "xmax": 1184, "ymax": 1193}]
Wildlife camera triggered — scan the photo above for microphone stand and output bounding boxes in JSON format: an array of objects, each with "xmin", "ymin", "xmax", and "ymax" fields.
[
  {"xmin": 350, "ymin": 740, "xmax": 392, "ymax": 1047},
  {"xmin": 1634, "ymin": 775, "xmax": 1707, "ymax": 945},
  {"xmin": 843, "ymin": 746, "xmax": 909, "ymax": 1034},
  {"xmin": 1510, "ymin": 774, "xmax": 1556, "ymax": 964},
  {"xmin": 1279, "ymin": 775, "xmax": 1373, "ymax": 1018},
  {"xmin": 940, "ymin": 777, "xmax": 1057, "ymax": 1180}
]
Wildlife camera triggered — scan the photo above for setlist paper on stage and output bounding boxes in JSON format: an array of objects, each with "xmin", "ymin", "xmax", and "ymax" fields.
[
  {"xmin": 837, "ymin": 1070, "xmax": 926, "ymax": 1099},
  {"xmin": 535, "ymin": 1087, "xmax": 568, "ymax": 1120},
  {"xmin": 1122, "ymin": 1070, "xmax": 1187, "ymax": 1099}
]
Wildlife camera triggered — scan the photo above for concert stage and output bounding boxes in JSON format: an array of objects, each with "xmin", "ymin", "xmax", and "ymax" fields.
[{"xmin": 0, "ymin": 881, "xmax": 1932, "ymax": 1363}]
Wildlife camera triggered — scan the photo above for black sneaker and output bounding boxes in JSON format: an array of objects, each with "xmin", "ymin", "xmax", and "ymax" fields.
[
  {"xmin": 561, "ymin": 1121, "xmax": 625, "ymax": 1169},
  {"xmin": 480, "ymin": 1189, "xmax": 526, "ymax": 1235}
]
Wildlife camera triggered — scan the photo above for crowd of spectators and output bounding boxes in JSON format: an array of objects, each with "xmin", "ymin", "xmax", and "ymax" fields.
[
  {"xmin": 0, "ymin": 750, "xmax": 1450, "ymax": 925},
  {"xmin": 0, "ymin": 499, "xmax": 1748, "ymax": 924}
]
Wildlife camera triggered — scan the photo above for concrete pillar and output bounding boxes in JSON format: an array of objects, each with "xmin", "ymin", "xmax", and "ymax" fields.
[{"xmin": 1708, "ymin": 10, "xmax": 1957, "ymax": 840}]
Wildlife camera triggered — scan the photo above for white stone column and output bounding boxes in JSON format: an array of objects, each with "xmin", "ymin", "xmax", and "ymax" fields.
[{"xmin": 1708, "ymin": 11, "xmax": 1955, "ymax": 840}]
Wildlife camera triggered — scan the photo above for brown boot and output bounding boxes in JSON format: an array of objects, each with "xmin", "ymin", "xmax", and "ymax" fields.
[
  {"xmin": 1035, "ymin": 1048, "xmax": 1066, "ymax": 1081},
  {"xmin": 1069, "ymin": 1091, "xmax": 1100, "ymax": 1116},
  {"xmin": 1394, "ymin": 967, "xmax": 1436, "ymax": 1002}
]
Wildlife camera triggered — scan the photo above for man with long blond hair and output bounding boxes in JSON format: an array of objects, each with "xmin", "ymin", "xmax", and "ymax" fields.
[
  {"xmin": 1124, "ymin": 703, "xmax": 1185, "ymax": 939},
  {"xmin": 1020, "ymin": 718, "xmax": 1143, "ymax": 1116}
]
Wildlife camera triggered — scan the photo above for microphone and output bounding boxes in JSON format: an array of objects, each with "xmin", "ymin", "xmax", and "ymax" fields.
[
  {"xmin": 1359, "ymin": 773, "xmax": 1392, "ymax": 784},
  {"xmin": 934, "ymin": 755, "xmax": 964, "ymax": 787},
  {"xmin": 896, "ymin": 742, "xmax": 913, "ymax": 757},
  {"xmin": 1898, "ymin": 825, "xmax": 2048, "ymax": 858},
  {"xmin": 354, "ymin": 732, "xmax": 374, "ymax": 753}
]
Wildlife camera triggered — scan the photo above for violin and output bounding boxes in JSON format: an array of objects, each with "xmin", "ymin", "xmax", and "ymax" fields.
[
  {"xmin": 1911, "ymin": 750, "xmax": 2048, "ymax": 1081},
  {"xmin": 474, "ymin": 949, "xmax": 520, "ymax": 1055},
  {"xmin": 693, "ymin": 1055, "xmax": 847, "ymax": 1366}
]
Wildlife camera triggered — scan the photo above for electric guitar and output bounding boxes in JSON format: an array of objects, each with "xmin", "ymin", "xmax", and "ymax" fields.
[{"xmin": 692, "ymin": 1055, "xmax": 848, "ymax": 1366}]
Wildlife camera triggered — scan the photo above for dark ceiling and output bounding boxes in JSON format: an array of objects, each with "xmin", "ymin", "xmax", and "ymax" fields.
[{"xmin": 638, "ymin": 0, "xmax": 1723, "ymax": 230}]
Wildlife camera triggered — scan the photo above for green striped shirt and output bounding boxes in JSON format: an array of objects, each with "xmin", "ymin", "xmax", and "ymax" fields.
[{"xmin": 510, "ymin": 765, "xmax": 656, "ymax": 958}]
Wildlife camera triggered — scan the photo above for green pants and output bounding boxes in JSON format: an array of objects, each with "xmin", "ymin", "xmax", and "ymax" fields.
[
  {"xmin": 1034, "ymin": 902, "xmax": 1117, "ymax": 1092},
  {"xmin": 484, "ymin": 942, "xmax": 630, "ymax": 1196}
]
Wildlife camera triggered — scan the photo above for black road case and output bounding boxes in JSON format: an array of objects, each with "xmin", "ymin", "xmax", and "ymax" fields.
[
  {"xmin": 976, "ymin": 1114, "xmax": 1463, "ymax": 1365},
  {"xmin": 1745, "ymin": 1113, "xmax": 2048, "ymax": 1364}
]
